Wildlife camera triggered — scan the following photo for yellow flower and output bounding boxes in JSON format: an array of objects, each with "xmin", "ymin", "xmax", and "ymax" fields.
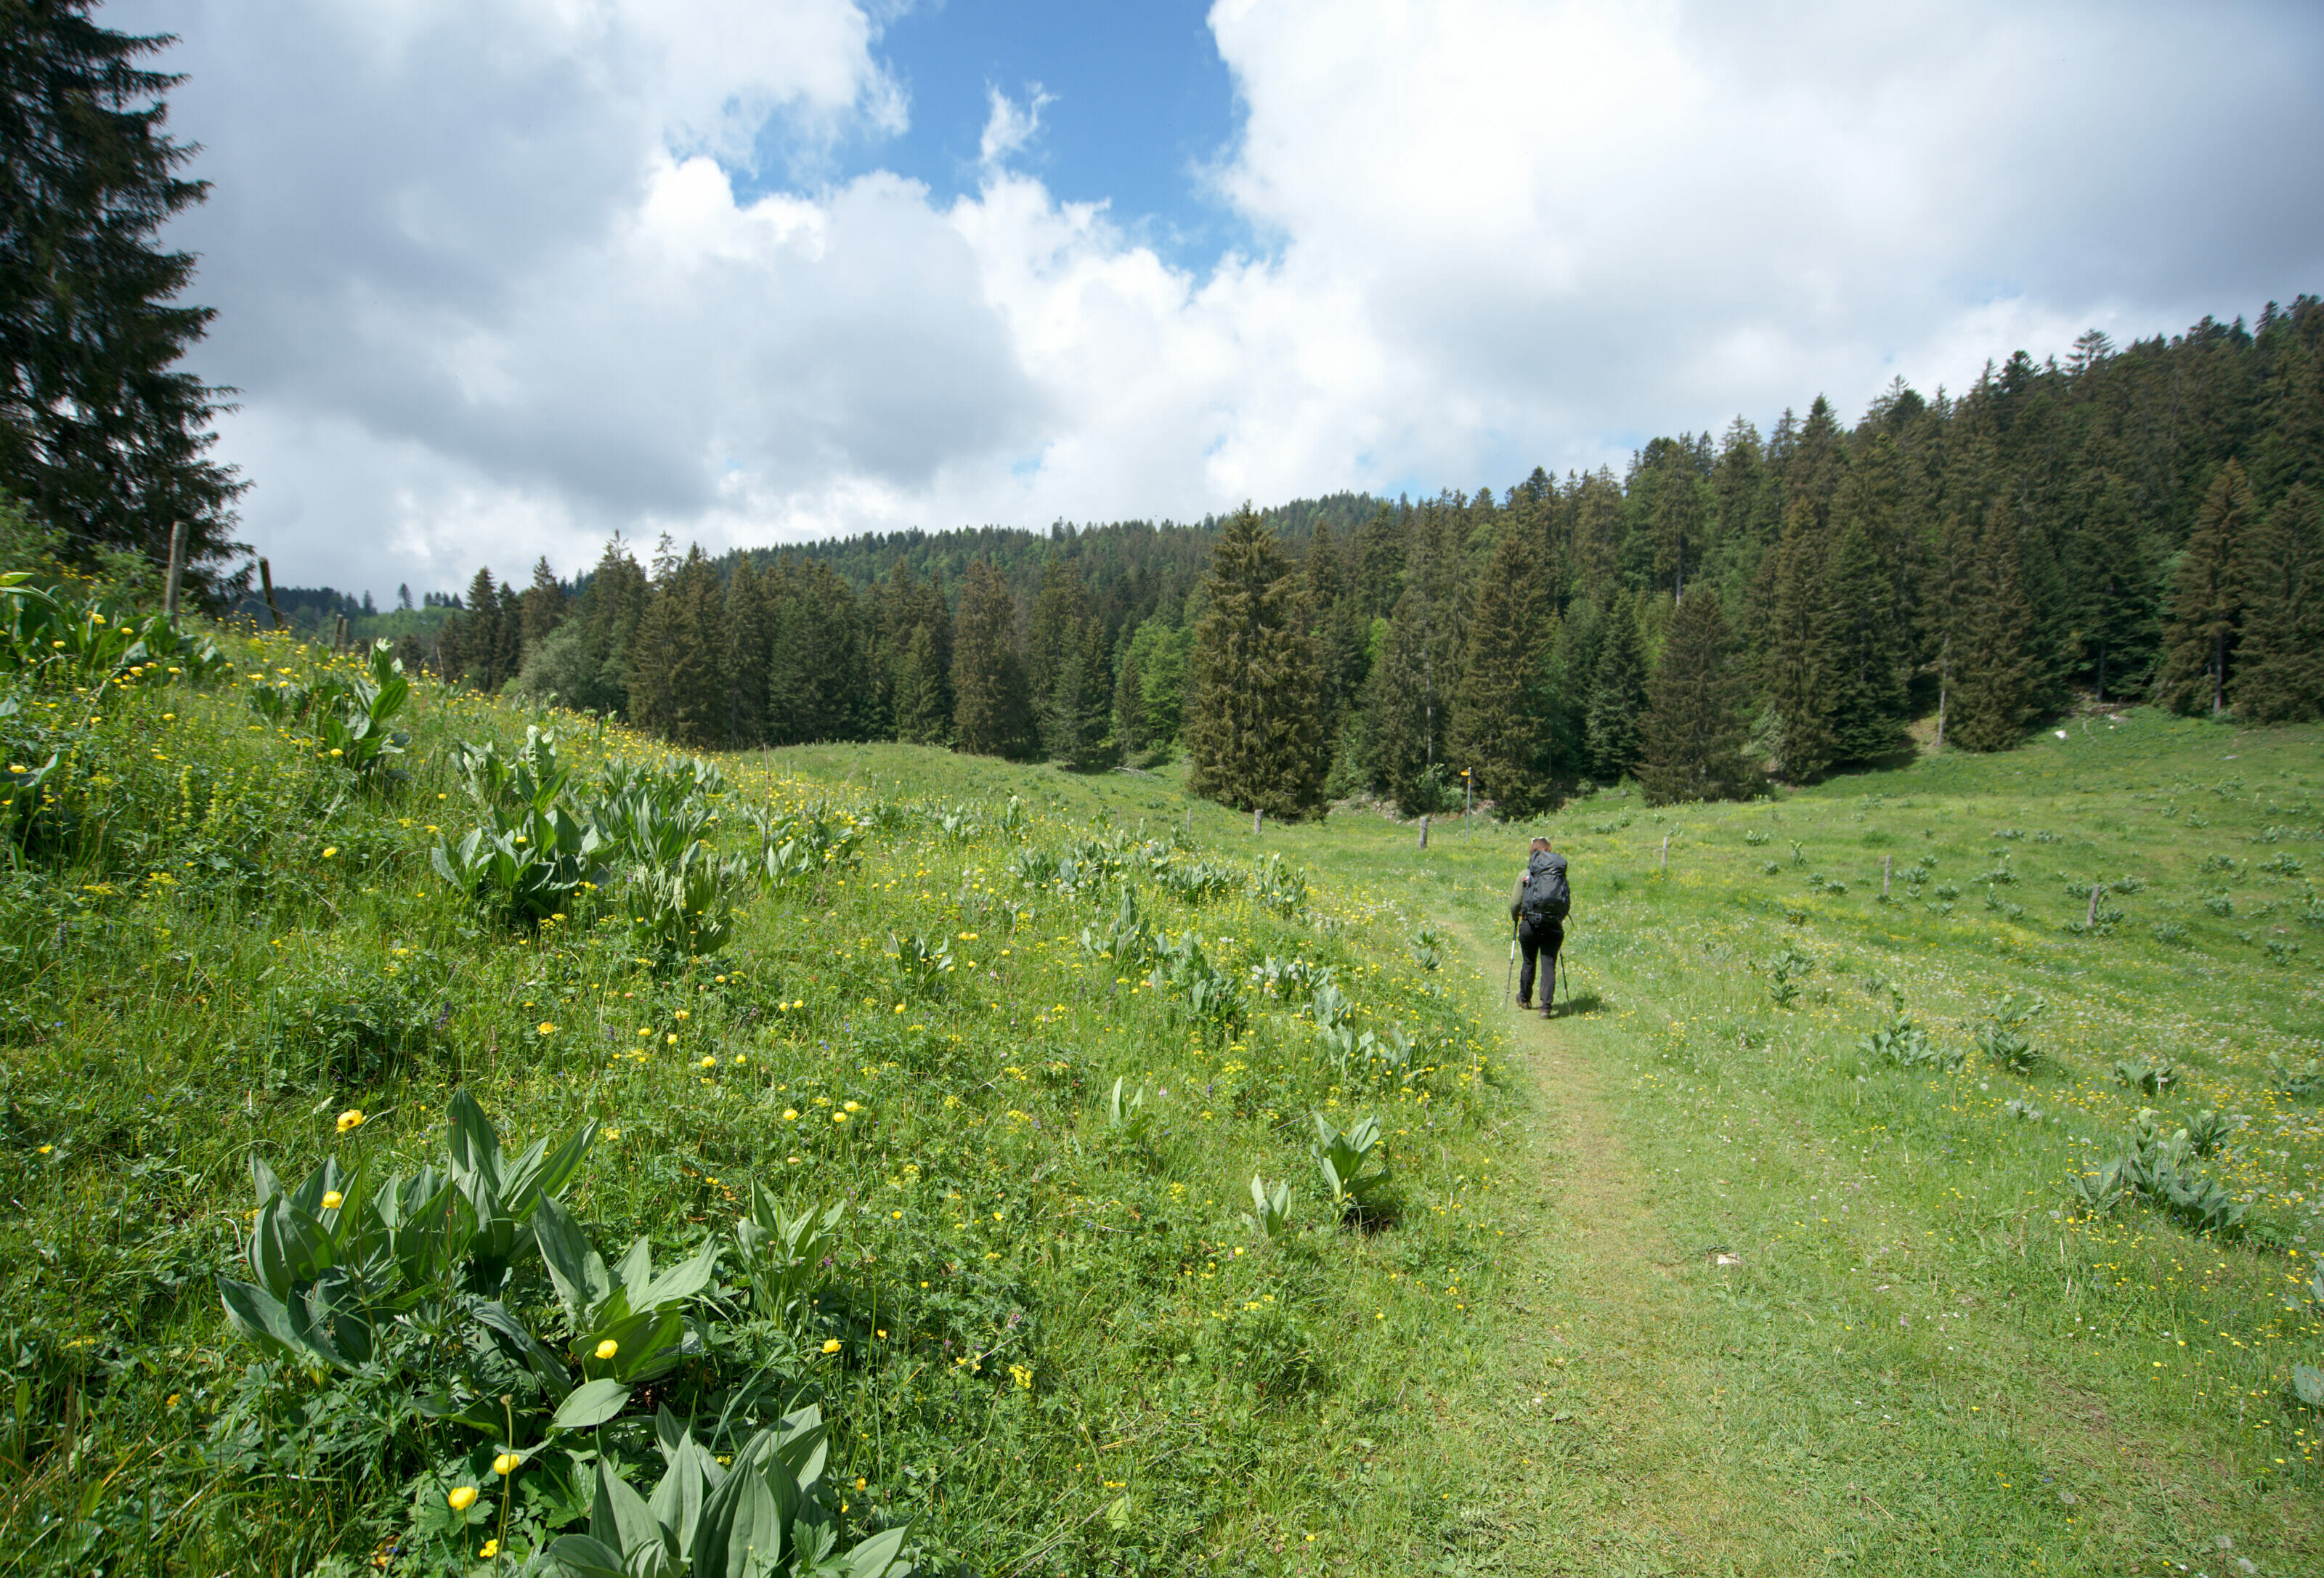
[
  {"xmin": 842, "ymin": 1101, "xmax": 862, "ymax": 1113},
  {"xmin": 537, "ymin": 1022, "xmax": 556, "ymax": 1036},
  {"xmin": 666, "ymin": 1033, "xmax": 678, "ymax": 1045},
  {"xmin": 492, "ymin": 1451, "xmax": 521, "ymax": 1476},
  {"xmin": 821, "ymin": 1338, "xmax": 842, "ymax": 1354},
  {"xmin": 700, "ymin": 1056, "xmax": 717, "ymax": 1069},
  {"xmin": 479, "ymin": 1539, "xmax": 500, "ymax": 1559},
  {"xmin": 448, "ymin": 1486, "xmax": 479, "ymax": 1511},
  {"xmin": 165, "ymin": 1393, "xmax": 180, "ymax": 1407},
  {"xmin": 37, "ymin": 1144, "xmax": 53, "ymax": 1155},
  {"xmin": 320, "ymin": 1190, "xmax": 344, "ymax": 1211},
  {"xmin": 733, "ymin": 1054, "xmax": 747, "ymax": 1066},
  {"xmin": 602, "ymin": 1127, "xmax": 621, "ymax": 1141},
  {"xmin": 595, "ymin": 1338, "xmax": 619, "ymax": 1359},
  {"xmin": 321, "ymin": 847, "xmax": 338, "ymax": 858},
  {"xmin": 673, "ymin": 1009, "xmax": 689, "ymax": 1020},
  {"xmin": 782, "ymin": 1109, "xmax": 799, "ymax": 1122},
  {"xmin": 832, "ymin": 1110, "xmax": 850, "ymax": 1124},
  {"xmin": 328, "ymin": 748, "xmax": 343, "ymax": 757},
  {"xmin": 335, "ymin": 1108, "xmax": 365, "ymax": 1133}
]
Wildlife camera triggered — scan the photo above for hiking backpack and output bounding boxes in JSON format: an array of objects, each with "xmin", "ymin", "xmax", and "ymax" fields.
[{"xmin": 1521, "ymin": 858, "xmax": 1570, "ymax": 924}]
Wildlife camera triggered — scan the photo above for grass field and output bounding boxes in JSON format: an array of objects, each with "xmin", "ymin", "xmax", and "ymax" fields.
[{"xmin": 4, "ymin": 614, "xmax": 2321, "ymax": 1576}]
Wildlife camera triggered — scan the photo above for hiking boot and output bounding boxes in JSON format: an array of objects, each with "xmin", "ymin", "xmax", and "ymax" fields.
[
  {"xmin": 1539, "ymin": 1002, "xmax": 1555, "ymax": 1020},
  {"xmin": 1515, "ymin": 998, "xmax": 1529, "ymax": 1010}
]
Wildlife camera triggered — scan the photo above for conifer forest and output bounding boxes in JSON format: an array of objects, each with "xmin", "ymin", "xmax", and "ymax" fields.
[{"xmin": 413, "ymin": 306, "xmax": 2324, "ymax": 815}]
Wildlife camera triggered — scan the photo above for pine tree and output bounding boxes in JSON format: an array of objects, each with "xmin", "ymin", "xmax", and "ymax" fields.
[
  {"xmin": 0, "ymin": 4, "xmax": 245, "ymax": 601},
  {"xmin": 1641, "ymin": 585, "xmax": 1750, "ymax": 805},
  {"xmin": 1583, "ymin": 592, "xmax": 1648, "ymax": 784},
  {"xmin": 2232, "ymin": 484, "xmax": 2324, "ymax": 722},
  {"xmin": 1449, "ymin": 527, "xmax": 1554, "ymax": 816},
  {"xmin": 627, "ymin": 547, "xmax": 726, "ymax": 746},
  {"xmin": 1185, "ymin": 506, "xmax": 1326, "ymax": 818},
  {"xmin": 1760, "ymin": 499, "xmax": 1835, "ymax": 780},
  {"xmin": 951, "ymin": 560, "xmax": 1034, "ymax": 759},
  {"xmin": 2159, "ymin": 461, "xmax": 2252, "ymax": 717},
  {"xmin": 1948, "ymin": 503, "xmax": 2039, "ymax": 752},
  {"xmin": 452, "ymin": 567, "xmax": 502, "ymax": 689}
]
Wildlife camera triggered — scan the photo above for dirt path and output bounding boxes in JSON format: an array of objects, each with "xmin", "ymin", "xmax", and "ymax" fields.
[{"xmin": 1434, "ymin": 910, "xmax": 1778, "ymax": 1576}]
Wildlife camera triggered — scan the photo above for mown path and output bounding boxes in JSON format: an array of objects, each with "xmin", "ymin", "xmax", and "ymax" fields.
[{"xmin": 1429, "ymin": 910, "xmax": 1827, "ymax": 1578}]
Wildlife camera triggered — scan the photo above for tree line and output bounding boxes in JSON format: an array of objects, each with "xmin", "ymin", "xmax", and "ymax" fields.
[{"xmin": 411, "ymin": 297, "xmax": 2322, "ymax": 816}]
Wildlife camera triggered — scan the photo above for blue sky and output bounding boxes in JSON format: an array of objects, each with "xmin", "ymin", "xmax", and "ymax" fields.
[
  {"xmin": 768, "ymin": 0, "xmax": 1245, "ymax": 267},
  {"xmin": 113, "ymin": 0, "xmax": 2324, "ymax": 598}
]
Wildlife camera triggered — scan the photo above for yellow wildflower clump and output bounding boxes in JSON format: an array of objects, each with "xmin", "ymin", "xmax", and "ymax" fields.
[{"xmin": 335, "ymin": 1109, "xmax": 365, "ymax": 1134}]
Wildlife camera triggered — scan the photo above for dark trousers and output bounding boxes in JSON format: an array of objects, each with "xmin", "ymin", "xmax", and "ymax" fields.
[{"xmin": 1516, "ymin": 918, "xmax": 1564, "ymax": 1006}]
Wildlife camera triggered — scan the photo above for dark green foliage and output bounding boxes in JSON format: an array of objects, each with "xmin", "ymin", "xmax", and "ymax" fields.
[
  {"xmin": 1585, "ymin": 593, "xmax": 1648, "ymax": 784},
  {"xmin": 1760, "ymin": 500, "xmax": 1835, "ymax": 781},
  {"xmin": 2233, "ymin": 483, "xmax": 2323, "ymax": 722},
  {"xmin": 2074, "ymin": 474, "xmax": 2159, "ymax": 703},
  {"xmin": 0, "ymin": 4, "xmax": 245, "ymax": 601},
  {"xmin": 1450, "ymin": 527, "xmax": 1555, "ymax": 816},
  {"xmin": 1046, "ymin": 617, "xmax": 1116, "ymax": 770},
  {"xmin": 951, "ymin": 558, "xmax": 1034, "ymax": 759},
  {"xmin": 765, "ymin": 559, "xmax": 867, "ymax": 747},
  {"xmin": 1821, "ymin": 436, "xmax": 1909, "ymax": 764},
  {"xmin": 1641, "ymin": 586, "xmax": 1750, "ymax": 805},
  {"xmin": 1948, "ymin": 503, "xmax": 2039, "ymax": 752},
  {"xmin": 628, "ymin": 548, "xmax": 726, "ymax": 747},
  {"xmin": 2160, "ymin": 460, "xmax": 2251, "ymax": 717},
  {"xmin": 1185, "ymin": 507, "xmax": 1325, "ymax": 818}
]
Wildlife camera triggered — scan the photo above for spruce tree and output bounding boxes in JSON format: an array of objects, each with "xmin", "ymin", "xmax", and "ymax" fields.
[
  {"xmin": 765, "ymin": 561, "xmax": 866, "ymax": 745},
  {"xmin": 519, "ymin": 556, "xmax": 565, "ymax": 655},
  {"xmin": 454, "ymin": 567, "xmax": 502, "ymax": 690},
  {"xmin": 1047, "ymin": 619, "xmax": 1117, "ymax": 770},
  {"xmin": 894, "ymin": 623, "xmax": 951, "ymax": 745},
  {"xmin": 1821, "ymin": 448, "xmax": 1908, "ymax": 765},
  {"xmin": 1449, "ymin": 527, "xmax": 1553, "ymax": 816},
  {"xmin": 2075, "ymin": 474, "xmax": 2158, "ymax": 703},
  {"xmin": 951, "ymin": 560, "xmax": 1034, "ymax": 759},
  {"xmin": 628, "ymin": 547, "xmax": 726, "ymax": 746},
  {"xmin": 2232, "ymin": 484, "xmax": 2323, "ymax": 722},
  {"xmin": 1, "ymin": 4, "xmax": 245, "ymax": 599},
  {"xmin": 1582, "ymin": 591, "xmax": 1648, "ymax": 784},
  {"xmin": 2159, "ymin": 460, "xmax": 2251, "ymax": 717},
  {"xmin": 1641, "ymin": 585, "xmax": 1750, "ymax": 805},
  {"xmin": 1026, "ymin": 555, "xmax": 1089, "ymax": 750},
  {"xmin": 1948, "ymin": 503, "xmax": 2039, "ymax": 752},
  {"xmin": 1185, "ymin": 506, "xmax": 1326, "ymax": 818},
  {"xmin": 1760, "ymin": 499, "xmax": 1835, "ymax": 780},
  {"xmin": 720, "ymin": 556, "xmax": 771, "ymax": 747},
  {"xmin": 1112, "ymin": 637, "xmax": 1147, "ymax": 760}
]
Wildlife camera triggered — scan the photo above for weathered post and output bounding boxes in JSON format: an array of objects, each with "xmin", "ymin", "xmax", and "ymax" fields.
[
  {"xmin": 1418, "ymin": 815, "xmax": 1429, "ymax": 850},
  {"xmin": 2086, "ymin": 881, "xmax": 2102, "ymax": 928},
  {"xmin": 258, "ymin": 558, "xmax": 286, "ymax": 630},
  {"xmin": 163, "ymin": 521, "xmax": 185, "ymax": 619},
  {"xmin": 1253, "ymin": 806, "xmax": 1263, "ymax": 836},
  {"xmin": 1660, "ymin": 833, "xmax": 1669, "ymax": 873},
  {"xmin": 1883, "ymin": 855, "xmax": 1892, "ymax": 898}
]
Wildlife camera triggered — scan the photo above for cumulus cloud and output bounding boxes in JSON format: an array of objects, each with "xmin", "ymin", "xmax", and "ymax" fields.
[{"xmin": 116, "ymin": 0, "xmax": 2324, "ymax": 595}]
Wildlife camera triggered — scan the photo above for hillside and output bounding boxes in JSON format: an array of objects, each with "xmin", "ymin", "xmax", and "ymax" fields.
[{"xmin": 4, "ymin": 585, "xmax": 2321, "ymax": 1577}]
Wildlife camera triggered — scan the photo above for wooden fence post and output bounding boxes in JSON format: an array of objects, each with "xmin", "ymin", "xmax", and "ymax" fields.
[
  {"xmin": 163, "ymin": 521, "xmax": 185, "ymax": 619},
  {"xmin": 1418, "ymin": 815, "xmax": 1429, "ymax": 850},
  {"xmin": 258, "ymin": 557, "xmax": 285, "ymax": 630},
  {"xmin": 1253, "ymin": 807, "xmax": 1263, "ymax": 836},
  {"xmin": 1883, "ymin": 855, "xmax": 1892, "ymax": 898}
]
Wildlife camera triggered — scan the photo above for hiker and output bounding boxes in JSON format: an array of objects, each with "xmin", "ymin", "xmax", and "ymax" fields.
[{"xmin": 1510, "ymin": 835, "xmax": 1569, "ymax": 1016}]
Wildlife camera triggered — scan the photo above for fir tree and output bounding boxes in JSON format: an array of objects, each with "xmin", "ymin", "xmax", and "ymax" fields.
[
  {"xmin": 1185, "ymin": 506, "xmax": 1326, "ymax": 818},
  {"xmin": 1641, "ymin": 585, "xmax": 1750, "ymax": 805},
  {"xmin": 0, "ymin": 3, "xmax": 245, "ymax": 600},
  {"xmin": 2232, "ymin": 484, "xmax": 2323, "ymax": 722},
  {"xmin": 1582, "ymin": 592, "xmax": 1648, "ymax": 784},
  {"xmin": 951, "ymin": 560, "xmax": 1034, "ymax": 759},
  {"xmin": 1449, "ymin": 527, "xmax": 1554, "ymax": 816},
  {"xmin": 1026, "ymin": 555, "xmax": 1089, "ymax": 749},
  {"xmin": 765, "ymin": 560, "xmax": 866, "ymax": 745},
  {"xmin": 2159, "ymin": 460, "xmax": 2251, "ymax": 717},
  {"xmin": 1760, "ymin": 499, "xmax": 1835, "ymax": 780},
  {"xmin": 1948, "ymin": 503, "xmax": 2039, "ymax": 752},
  {"xmin": 1047, "ymin": 619, "xmax": 1116, "ymax": 770},
  {"xmin": 450, "ymin": 566, "xmax": 503, "ymax": 690}
]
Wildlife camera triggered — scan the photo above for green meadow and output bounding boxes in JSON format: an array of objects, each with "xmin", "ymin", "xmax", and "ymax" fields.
[{"xmin": 4, "ymin": 616, "xmax": 2322, "ymax": 1577}]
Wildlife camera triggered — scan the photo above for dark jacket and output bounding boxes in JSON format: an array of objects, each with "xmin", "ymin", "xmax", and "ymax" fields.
[{"xmin": 1510, "ymin": 849, "xmax": 1567, "ymax": 926}]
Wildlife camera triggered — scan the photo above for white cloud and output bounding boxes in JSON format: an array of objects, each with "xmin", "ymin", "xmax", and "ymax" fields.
[{"xmin": 115, "ymin": 0, "xmax": 2324, "ymax": 595}]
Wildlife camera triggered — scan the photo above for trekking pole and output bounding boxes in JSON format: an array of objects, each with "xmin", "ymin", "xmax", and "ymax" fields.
[{"xmin": 1504, "ymin": 934, "xmax": 1517, "ymax": 1004}]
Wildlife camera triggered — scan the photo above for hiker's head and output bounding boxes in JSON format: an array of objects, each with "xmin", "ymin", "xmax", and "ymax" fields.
[{"xmin": 1530, "ymin": 837, "xmax": 1551, "ymax": 853}]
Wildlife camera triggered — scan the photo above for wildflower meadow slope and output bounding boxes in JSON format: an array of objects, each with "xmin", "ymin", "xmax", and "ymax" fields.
[{"xmin": 2, "ymin": 612, "xmax": 1529, "ymax": 1576}]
